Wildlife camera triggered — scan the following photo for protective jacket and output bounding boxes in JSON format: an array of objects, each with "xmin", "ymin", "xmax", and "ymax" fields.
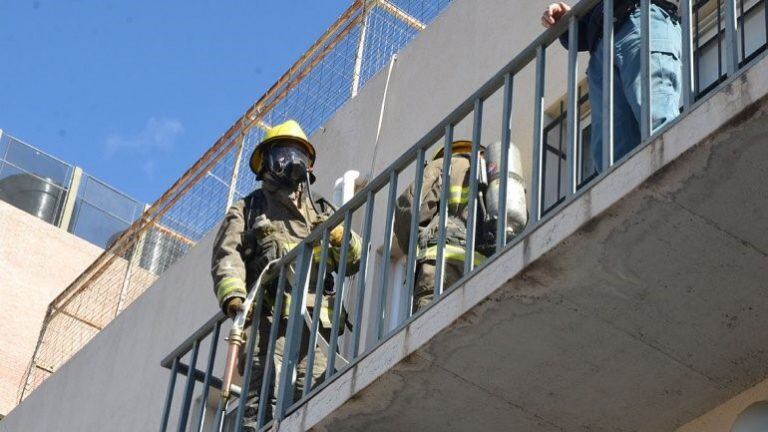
[
  {"xmin": 211, "ymin": 180, "xmax": 362, "ymax": 328},
  {"xmin": 393, "ymin": 155, "xmax": 486, "ymax": 268}
]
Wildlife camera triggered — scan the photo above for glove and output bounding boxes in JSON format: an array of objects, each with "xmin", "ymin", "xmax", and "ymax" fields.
[
  {"xmin": 329, "ymin": 225, "xmax": 345, "ymax": 247},
  {"xmin": 225, "ymin": 297, "xmax": 245, "ymax": 319}
]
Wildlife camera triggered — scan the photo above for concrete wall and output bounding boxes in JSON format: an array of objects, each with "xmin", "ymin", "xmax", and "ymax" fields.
[{"xmin": 0, "ymin": 200, "xmax": 103, "ymax": 417}]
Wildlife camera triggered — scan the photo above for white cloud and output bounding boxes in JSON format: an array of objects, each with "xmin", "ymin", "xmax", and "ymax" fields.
[{"xmin": 105, "ymin": 117, "xmax": 184, "ymax": 158}]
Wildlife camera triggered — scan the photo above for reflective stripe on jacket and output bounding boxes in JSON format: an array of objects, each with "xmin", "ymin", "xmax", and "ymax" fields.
[
  {"xmin": 393, "ymin": 155, "xmax": 485, "ymax": 265},
  {"xmin": 211, "ymin": 181, "xmax": 362, "ymax": 322}
]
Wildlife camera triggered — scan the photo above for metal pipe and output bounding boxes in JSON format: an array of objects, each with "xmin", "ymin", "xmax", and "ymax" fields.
[
  {"xmin": 724, "ymin": 0, "xmax": 739, "ymax": 75},
  {"xmin": 159, "ymin": 358, "xmax": 179, "ymax": 432},
  {"xmin": 194, "ymin": 322, "xmax": 221, "ymax": 432},
  {"xmin": 602, "ymin": 0, "xmax": 615, "ymax": 170},
  {"xmin": 531, "ymin": 45, "xmax": 546, "ymax": 224},
  {"xmin": 565, "ymin": 16, "xmax": 579, "ymax": 197},
  {"xmin": 352, "ymin": 191, "xmax": 376, "ymax": 355},
  {"xmin": 640, "ymin": 0, "xmax": 652, "ymax": 139},
  {"xmin": 681, "ymin": 0, "xmax": 695, "ymax": 109},
  {"xmin": 351, "ymin": 7, "xmax": 370, "ymax": 98},
  {"xmin": 376, "ymin": 0, "xmax": 427, "ymax": 30},
  {"xmin": 225, "ymin": 136, "xmax": 247, "ymax": 211},
  {"xmin": 464, "ymin": 99, "xmax": 483, "ymax": 275},
  {"xmin": 496, "ymin": 74, "xmax": 514, "ymax": 252},
  {"xmin": 403, "ymin": 148, "xmax": 427, "ymax": 316},
  {"xmin": 327, "ymin": 211, "xmax": 354, "ymax": 377},
  {"xmin": 177, "ymin": 339, "xmax": 201, "ymax": 432},
  {"xmin": 375, "ymin": 171, "xmax": 398, "ymax": 340},
  {"xmin": 433, "ymin": 125, "xmax": 454, "ymax": 298}
]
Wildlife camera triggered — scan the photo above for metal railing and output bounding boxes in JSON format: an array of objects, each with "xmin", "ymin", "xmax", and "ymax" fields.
[
  {"xmin": 18, "ymin": 0, "xmax": 453, "ymax": 403},
  {"xmin": 159, "ymin": 0, "xmax": 768, "ymax": 429}
]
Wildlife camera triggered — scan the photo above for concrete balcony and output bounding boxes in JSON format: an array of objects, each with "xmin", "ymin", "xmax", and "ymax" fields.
[{"xmin": 280, "ymin": 53, "xmax": 768, "ymax": 432}]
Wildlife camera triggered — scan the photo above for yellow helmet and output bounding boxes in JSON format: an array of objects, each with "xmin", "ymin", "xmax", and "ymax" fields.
[
  {"xmin": 432, "ymin": 140, "xmax": 483, "ymax": 160},
  {"xmin": 249, "ymin": 120, "xmax": 317, "ymax": 175}
]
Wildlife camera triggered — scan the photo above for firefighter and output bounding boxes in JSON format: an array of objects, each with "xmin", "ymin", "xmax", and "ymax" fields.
[
  {"xmin": 211, "ymin": 119, "xmax": 362, "ymax": 429},
  {"xmin": 393, "ymin": 140, "xmax": 489, "ymax": 313}
]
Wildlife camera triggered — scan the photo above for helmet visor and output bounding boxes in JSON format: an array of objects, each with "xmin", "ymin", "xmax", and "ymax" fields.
[{"xmin": 270, "ymin": 144, "xmax": 310, "ymax": 169}]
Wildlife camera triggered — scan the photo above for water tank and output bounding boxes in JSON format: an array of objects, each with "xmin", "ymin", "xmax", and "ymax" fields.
[
  {"xmin": 107, "ymin": 227, "xmax": 189, "ymax": 275},
  {"xmin": 0, "ymin": 173, "xmax": 66, "ymax": 224}
]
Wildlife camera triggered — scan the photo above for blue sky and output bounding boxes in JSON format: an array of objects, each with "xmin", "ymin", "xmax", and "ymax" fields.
[{"xmin": 0, "ymin": 1, "xmax": 350, "ymax": 204}]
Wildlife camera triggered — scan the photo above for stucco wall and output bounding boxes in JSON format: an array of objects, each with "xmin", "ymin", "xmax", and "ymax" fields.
[{"xmin": 0, "ymin": 200, "xmax": 103, "ymax": 416}]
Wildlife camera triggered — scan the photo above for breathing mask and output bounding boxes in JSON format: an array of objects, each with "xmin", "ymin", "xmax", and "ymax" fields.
[{"xmin": 265, "ymin": 142, "xmax": 312, "ymax": 188}]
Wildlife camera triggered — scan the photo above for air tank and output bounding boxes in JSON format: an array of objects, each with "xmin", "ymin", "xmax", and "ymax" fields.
[
  {"xmin": 484, "ymin": 140, "xmax": 528, "ymax": 238},
  {"xmin": 0, "ymin": 173, "xmax": 66, "ymax": 224}
]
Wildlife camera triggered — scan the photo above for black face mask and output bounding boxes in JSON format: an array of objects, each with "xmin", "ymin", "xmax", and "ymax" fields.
[{"xmin": 266, "ymin": 144, "xmax": 311, "ymax": 188}]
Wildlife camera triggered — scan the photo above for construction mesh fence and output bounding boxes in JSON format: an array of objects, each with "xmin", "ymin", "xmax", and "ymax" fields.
[{"xmin": 19, "ymin": 0, "xmax": 452, "ymax": 402}]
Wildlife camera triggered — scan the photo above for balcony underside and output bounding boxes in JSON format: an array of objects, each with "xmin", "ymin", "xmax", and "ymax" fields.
[{"xmin": 308, "ymin": 75, "xmax": 768, "ymax": 431}]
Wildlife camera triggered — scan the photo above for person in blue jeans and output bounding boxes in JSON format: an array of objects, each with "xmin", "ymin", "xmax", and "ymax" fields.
[{"xmin": 542, "ymin": 0, "xmax": 682, "ymax": 171}]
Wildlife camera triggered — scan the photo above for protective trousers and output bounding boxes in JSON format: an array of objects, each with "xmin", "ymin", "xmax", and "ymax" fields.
[
  {"xmin": 413, "ymin": 259, "xmax": 464, "ymax": 313},
  {"xmin": 241, "ymin": 314, "xmax": 327, "ymax": 431}
]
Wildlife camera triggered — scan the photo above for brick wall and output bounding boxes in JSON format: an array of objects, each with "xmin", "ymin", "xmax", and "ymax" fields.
[{"xmin": 0, "ymin": 200, "xmax": 102, "ymax": 416}]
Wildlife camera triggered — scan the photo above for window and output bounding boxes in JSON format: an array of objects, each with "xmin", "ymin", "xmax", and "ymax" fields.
[{"xmin": 541, "ymin": 90, "xmax": 596, "ymax": 217}]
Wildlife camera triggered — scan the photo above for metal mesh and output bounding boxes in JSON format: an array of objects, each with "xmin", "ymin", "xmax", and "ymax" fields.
[{"xmin": 19, "ymin": 0, "xmax": 453, "ymax": 402}]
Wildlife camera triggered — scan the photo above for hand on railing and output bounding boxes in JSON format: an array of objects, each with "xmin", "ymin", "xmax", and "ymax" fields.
[{"xmin": 541, "ymin": 2, "xmax": 571, "ymax": 28}]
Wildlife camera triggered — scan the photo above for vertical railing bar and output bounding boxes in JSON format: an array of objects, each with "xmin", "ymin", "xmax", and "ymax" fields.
[
  {"xmin": 682, "ymin": 0, "xmax": 695, "ymax": 109},
  {"xmin": 275, "ymin": 244, "xmax": 313, "ymax": 419},
  {"xmin": 464, "ymin": 98, "xmax": 483, "ymax": 275},
  {"xmin": 303, "ymin": 229, "xmax": 331, "ymax": 397},
  {"xmin": 724, "ymin": 0, "xmax": 739, "ymax": 75},
  {"xmin": 531, "ymin": 45, "xmax": 546, "ymax": 224},
  {"xmin": 602, "ymin": 0, "xmax": 615, "ymax": 170},
  {"xmin": 403, "ymin": 147, "xmax": 427, "ymax": 317},
  {"xmin": 541, "ymin": 128, "xmax": 549, "ymax": 214},
  {"xmin": 255, "ymin": 265, "xmax": 288, "ymax": 429},
  {"xmin": 556, "ymin": 100, "xmax": 565, "ymax": 203},
  {"xmin": 565, "ymin": 16, "xmax": 579, "ymax": 196},
  {"xmin": 640, "ymin": 0, "xmax": 652, "ymax": 140},
  {"xmin": 695, "ymin": 2, "xmax": 701, "ymax": 97},
  {"xmin": 177, "ymin": 339, "xmax": 201, "ymax": 432},
  {"xmin": 717, "ymin": 0, "xmax": 724, "ymax": 80},
  {"xmin": 327, "ymin": 211, "xmax": 354, "ymax": 378},
  {"xmin": 375, "ymin": 170, "xmax": 398, "ymax": 340},
  {"xmin": 577, "ymin": 85, "xmax": 584, "ymax": 186},
  {"xmin": 235, "ymin": 284, "xmax": 266, "ymax": 432},
  {"xmin": 159, "ymin": 357, "xmax": 180, "ymax": 432},
  {"xmin": 496, "ymin": 74, "xmax": 514, "ymax": 252},
  {"xmin": 194, "ymin": 322, "xmax": 222, "ymax": 432},
  {"xmin": 210, "ymin": 397, "xmax": 225, "ymax": 432},
  {"xmin": 352, "ymin": 192, "xmax": 375, "ymax": 356},
  {"xmin": 764, "ymin": 0, "xmax": 768, "ymax": 52},
  {"xmin": 433, "ymin": 125, "xmax": 453, "ymax": 298}
]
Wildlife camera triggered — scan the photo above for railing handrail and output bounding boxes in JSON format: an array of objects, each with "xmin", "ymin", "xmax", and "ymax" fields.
[
  {"xmin": 158, "ymin": 0, "xmax": 603, "ymax": 376},
  {"xmin": 158, "ymin": 0, "xmax": 768, "ymax": 428}
]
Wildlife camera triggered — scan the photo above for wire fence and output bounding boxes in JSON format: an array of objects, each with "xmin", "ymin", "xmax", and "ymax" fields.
[{"xmin": 18, "ymin": 0, "xmax": 453, "ymax": 403}]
